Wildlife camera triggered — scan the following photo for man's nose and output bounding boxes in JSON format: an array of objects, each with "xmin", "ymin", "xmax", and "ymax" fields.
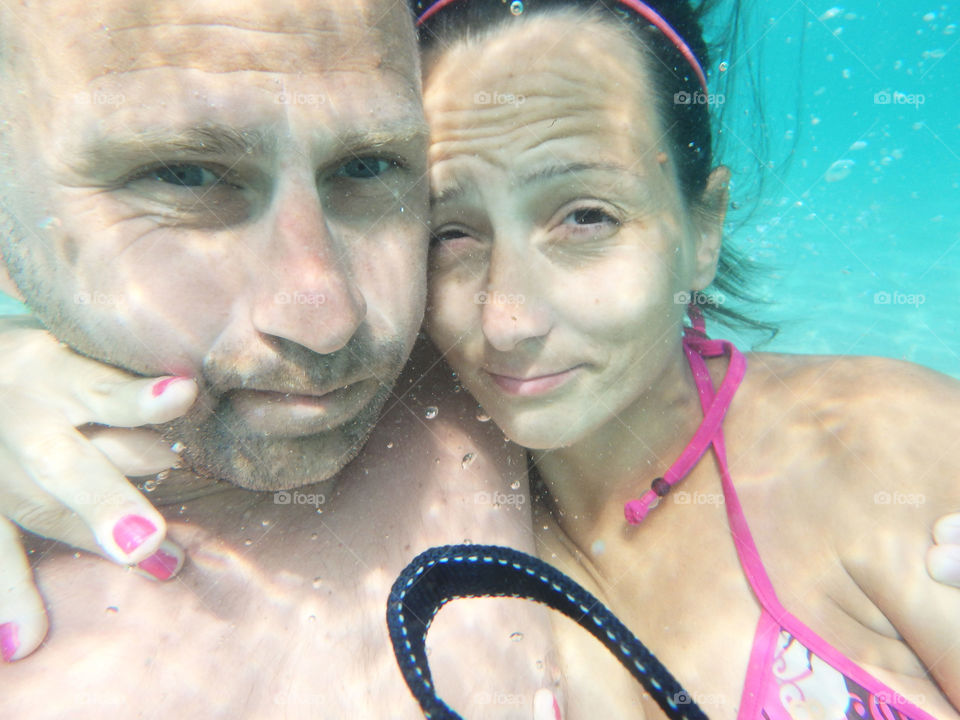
[
  {"xmin": 251, "ymin": 181, "xmax": 366, "ymax": 355},
  {"xmin": 480, "ymin": 248, "xmax": 552, "ymax": 352}
]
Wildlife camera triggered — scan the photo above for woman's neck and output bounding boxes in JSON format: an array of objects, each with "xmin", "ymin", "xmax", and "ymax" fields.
[{"xmin": 533, "ymin": 348, "xmax": 708, "ymax": 541}]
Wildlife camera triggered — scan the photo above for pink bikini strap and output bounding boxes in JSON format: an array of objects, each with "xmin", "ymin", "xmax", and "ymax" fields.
[
  {"xmin": 624, "ymin": 307, "xmax": 746, "ymax": 524},
  {"xmin": 680, "ymin": 311, "xmax": 784, "ymax": 610}
]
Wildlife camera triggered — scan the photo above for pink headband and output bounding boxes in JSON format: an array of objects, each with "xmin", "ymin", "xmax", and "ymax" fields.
[{"xmin": 415, "ymin": 0, "xmax": 709, "ymax": 97}]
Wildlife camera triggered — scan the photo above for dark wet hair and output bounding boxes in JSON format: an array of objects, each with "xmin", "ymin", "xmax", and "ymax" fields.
[{"xmin": 413, "ymin": 0, "xmax": 778, "ymax": 338}]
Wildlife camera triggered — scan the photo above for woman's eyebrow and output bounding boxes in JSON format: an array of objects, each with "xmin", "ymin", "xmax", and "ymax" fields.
[{"xmin": 431, "ymin": 162, "xmax": 644, "ymax": 207}]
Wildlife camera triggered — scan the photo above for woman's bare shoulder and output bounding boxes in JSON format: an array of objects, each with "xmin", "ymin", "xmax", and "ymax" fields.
[
  {"xmin": 730, "ymin": 352, "xmax": 960, "ymax": 482},
  {"xmin": 743, "ymin": 352, "xmax": 960, "ymax": 410}
]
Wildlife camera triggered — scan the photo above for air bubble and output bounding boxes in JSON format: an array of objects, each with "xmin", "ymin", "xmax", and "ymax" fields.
[
  {"xmin": 509, "ymin": 0, "xmax": 524, "ymax": 15},
  {"xmin": 509, "ymin": 631, "xmax": 524, "ymax": 642},
  {"xmin": 425, "ymin": 406, "xmax": 439, "ymax": 419},
  {"xmin": 476, "ymin": 408, "xmax": 491, "ymax": 422},
  {"xmin": 461, "ymin": 452, "xmax": 476, "ymax": 469}
]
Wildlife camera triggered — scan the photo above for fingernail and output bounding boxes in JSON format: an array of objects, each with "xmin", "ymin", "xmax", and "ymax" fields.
[
  {"xmin": 137, "ymin": 544, "xmax": 182, "ymax": 581},
  {"xmin": 1, "ymin": 622, "xmax": 18, "ymax": 662},
  {"xmin": 113, "ymin": 514, "xmax": 157, "ymax": 554},
  {"xmin": 152, "ymin": 376, "xmax": 192, "ymax": 397},
  {"xmin": 554, "ymin": 695, "xmax": 562, "ymax": 720}
]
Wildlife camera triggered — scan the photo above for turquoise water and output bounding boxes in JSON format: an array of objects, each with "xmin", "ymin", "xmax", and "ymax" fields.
[
  {"xmin": 1, "ymin": 1, "xmax": 956, "ymax": 377},
  {"xmin": 718, "ymin": 1, "xmax": 959, "ymax": 377}
]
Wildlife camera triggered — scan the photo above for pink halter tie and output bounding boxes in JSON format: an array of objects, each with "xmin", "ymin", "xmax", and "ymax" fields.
[{"xmin": 623, "ymin": 306, "xmax": 746, "ymax": 524}]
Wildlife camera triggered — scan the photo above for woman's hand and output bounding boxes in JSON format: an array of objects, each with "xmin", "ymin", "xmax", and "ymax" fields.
[
  {"xmin": 0, "ymin": 316, "xmax": 194, "ymax": 661},
  {"xmin": 927, "ymin": 512, "xmax": 960, "ymax": 587}
]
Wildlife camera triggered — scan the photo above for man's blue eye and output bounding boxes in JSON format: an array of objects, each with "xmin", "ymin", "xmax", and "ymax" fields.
[
  {"xmin": 150, "ymin": 165, "xmax": 217, "ymax": 187},
  {"xmin": 338, "ymin": 157, "xmax": 395, "ymax": 179}
]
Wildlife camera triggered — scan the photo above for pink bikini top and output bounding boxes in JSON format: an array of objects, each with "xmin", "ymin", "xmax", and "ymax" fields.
[{"xmin": 625, "ymin": 308, "xmax": 941, "ymax": 720}]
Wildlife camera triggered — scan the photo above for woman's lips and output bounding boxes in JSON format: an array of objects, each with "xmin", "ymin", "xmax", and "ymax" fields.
[{"xmin": 485, "ymin": 366, "xmax": 583, "ymax": 397}]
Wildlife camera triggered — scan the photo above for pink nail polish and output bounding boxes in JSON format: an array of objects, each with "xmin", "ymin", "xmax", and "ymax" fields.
[
  {"xmin": 137, "ymin": 548, "xmax": 180, "ymax": 581},
  {"xmin": 113, "ymin": 515, "xmax": 157, "ymax": 554},
  {"xmin": 152, "ymin": 376, "xmax": 190, "ymax": 397},
  {"xmin": 553, "ymin": 695, "xmax": 562, "ymax": 720},
  {"xmin": 1, "ymin": 622, "xmax": 18, "ymax": 662}
]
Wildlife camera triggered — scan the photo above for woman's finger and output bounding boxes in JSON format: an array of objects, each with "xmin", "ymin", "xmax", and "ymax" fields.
[
  {"xmin": 0, "ymin": 397, "xmax": 168, "ymax": 564},
  {"xmin": 0, "ymin": 516, "xmax": 48, "ymax": 662},
  {"xmin": 82, "ymin": 426, "xmax": 181, "ymax": 477},
  {"xmin": 68, "ymin": 373, "xmax": 197, "ymax": 428},
  {"xmin": 927, "ymin": 544, "xmax": 960, "ymax": 588},
  {"xmin": 534, "ymin": 688, "xmax": 563, "ymax": 720},
  {"xmin": 933, "ymin": 512, "xmax": 960, "ymax": 545}
]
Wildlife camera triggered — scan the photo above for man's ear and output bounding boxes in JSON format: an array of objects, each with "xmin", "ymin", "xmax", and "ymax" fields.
[
  {"xmin": 0, "ymin": 263, "xmax": 24, "ymax": 301},
  {"xmin": 690, "ymin": 165, "xmax": 730, "ymax": 291},
  {"xmin": 0, "ymin": 213, "xmax": 26, "ymax": 301}
]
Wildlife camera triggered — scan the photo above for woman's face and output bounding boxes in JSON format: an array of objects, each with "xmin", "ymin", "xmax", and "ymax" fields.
[{"xmin": 424, "ymin": 15, "xmax": 724, "ymax": 450}]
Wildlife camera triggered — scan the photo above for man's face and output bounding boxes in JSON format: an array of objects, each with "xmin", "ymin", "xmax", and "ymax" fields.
[{"xmin": 0, "ymin": 0, "xmax": 430, "ymax": 490}]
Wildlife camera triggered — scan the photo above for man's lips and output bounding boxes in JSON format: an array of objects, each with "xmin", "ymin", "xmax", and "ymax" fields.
[
  {"xmin": 226, "ymin": 379, "xmax": 381, "ymax": 435},
  {"xmin": 485, "ymin": 366, "xmax": 583, "ymax": 397}
]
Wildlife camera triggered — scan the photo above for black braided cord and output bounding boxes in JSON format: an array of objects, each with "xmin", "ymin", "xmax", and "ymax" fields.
[{"xmin": 387, "ymin": 544, "xmax": 709, "ymax": 720}]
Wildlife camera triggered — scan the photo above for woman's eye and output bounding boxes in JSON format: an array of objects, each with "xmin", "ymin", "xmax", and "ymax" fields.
[
  {"xmin": 564, "ymin": 207, "xmax": 617, "ymax": 226},
  {"xmin": 139, "ymin": 164, "xmax": 222, "ymax": 188},
  {"xmin": 336, "ymin": 157, "xmax": 397, "ymax": 179},
  {"xmin": 431, "ymin": 229, "xmax": 471, "ymax": 244}
]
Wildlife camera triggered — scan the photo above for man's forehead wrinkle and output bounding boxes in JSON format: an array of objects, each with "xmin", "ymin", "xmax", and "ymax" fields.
[{"xmin": 87, "ymin": 26, "xmax": 383, "ymax": 76}]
